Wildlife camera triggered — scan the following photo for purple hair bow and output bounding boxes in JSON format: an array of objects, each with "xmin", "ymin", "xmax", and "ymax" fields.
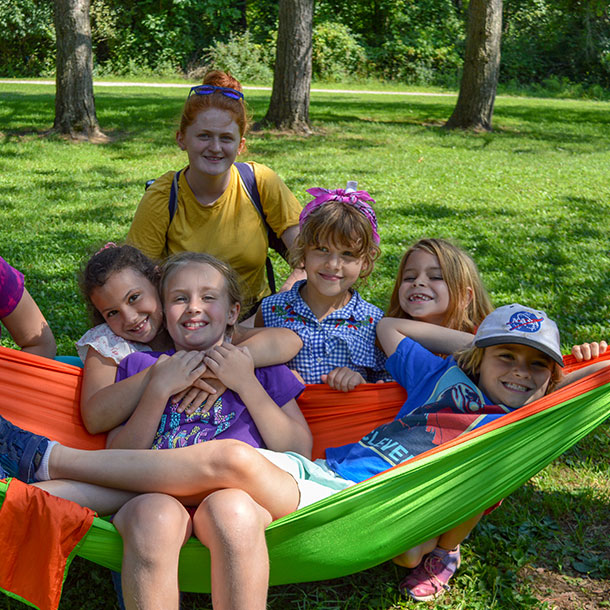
[{"xmin": 300, "ymin": 187, "xmax": 380, "ymax": 245}]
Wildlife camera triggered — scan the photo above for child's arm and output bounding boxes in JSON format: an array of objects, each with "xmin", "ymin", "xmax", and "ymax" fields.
[
  {"xmin": 81, "ymin": 349, "xmax": 153, "ymax": 433},
  {"xmin": 204, "ymin": 343, "xmax": 313, "ymax": 457},
  {"xmin": 81, "ymin": 348, "xmax": 219, "ymax": 433},
  {"xmin": 106, "ymin": 351, "xmax": 207, "ymax": 449},
  {"xmin": 233, "ymin": 326, "xmax": 303, "ymax": 366},
  {"xmin": 171, "ymin": 326, "xmax": 303, "ymax": 415},
  {"xmin": 2, "ymin": 288, "xmax": 56, "ymax": 358},
  {"xmin": 557, "ymin": 341, "xmax": 609, "ymax": 389},
  {"xmin": 377, "ymin": 317, "xmax": 474, "ymax": 358}
]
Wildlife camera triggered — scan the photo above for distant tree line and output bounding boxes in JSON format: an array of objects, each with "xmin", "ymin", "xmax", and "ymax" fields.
[{"xmin": 1, "ymin": 0, "xmax": 608, "ymax": 88}]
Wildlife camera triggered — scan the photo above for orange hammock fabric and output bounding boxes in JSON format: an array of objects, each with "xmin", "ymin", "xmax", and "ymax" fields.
[
  {"xmin": 0, "ymin": 479, "xmax": 95, "ymax": 610},
  {"xmin": 0, "ymin": 345, "xmax": 408, "ymax": 458},
  {"xmin": 0, "ymin": 345, "xmax": 607, "ymax": 457}
]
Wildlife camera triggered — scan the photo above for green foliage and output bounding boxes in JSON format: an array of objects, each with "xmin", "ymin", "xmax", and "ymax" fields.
[
  {"xmin": 312, "ymin": 22, "xmax": 367, "ymax": 81},
  {"xmin": 88, "ymin": 0, "xmax": 247, "ymax": 76},
  {"xmin": 0, "ymin": 0, "xmax": 54, "ymax": 76},
  {"xmin": 1, "ymin": 0, "xmax": 609, "ymax": 91},
  {"xmin": 202, "ymin": 31, "xmax": 273, "ymax": 84},
  {"xmin": 502, "ymin": 0, "xmax": 610, "ymax": 87},
  {"xmin": 366, "ymin": 0, "xmax": 464, "ymax": 85}
]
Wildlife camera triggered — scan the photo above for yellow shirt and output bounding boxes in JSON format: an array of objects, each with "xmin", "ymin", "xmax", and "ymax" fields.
[{"xmin": 127, "ymin": 162, "xmax": 302, "ymax": 310}]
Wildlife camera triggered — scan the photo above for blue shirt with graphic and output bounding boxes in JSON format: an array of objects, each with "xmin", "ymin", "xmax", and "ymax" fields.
[
  {"xmin": 260, "ymin": 279, "xmax": 389, "ymax": 383},
  {"xmin": 325, "ymin": 337, "xmax": 515, "ymax": 482}
]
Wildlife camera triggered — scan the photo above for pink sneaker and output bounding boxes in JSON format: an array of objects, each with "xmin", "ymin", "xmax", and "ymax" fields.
[{"xmin": 399, "ymin": 545, "xmax": 461, "ymax": 602}]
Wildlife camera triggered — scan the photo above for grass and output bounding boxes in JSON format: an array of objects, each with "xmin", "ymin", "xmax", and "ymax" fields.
[{"xmin": 0, "ymin": 81, "xmax": 609, "ymax": 609}]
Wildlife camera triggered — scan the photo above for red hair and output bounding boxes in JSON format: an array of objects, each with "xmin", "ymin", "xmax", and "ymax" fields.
[{"xmin": 179, "ymin": 71, "xmax": 250, "ymax": 137}]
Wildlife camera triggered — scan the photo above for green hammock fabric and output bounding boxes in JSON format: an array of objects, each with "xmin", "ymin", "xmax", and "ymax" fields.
[{"xmin": 4, "ymin": 373, "xmax": 604, "ymax": 593}]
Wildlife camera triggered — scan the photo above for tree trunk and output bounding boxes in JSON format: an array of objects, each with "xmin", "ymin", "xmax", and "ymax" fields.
[
  {"xmin": 445, "ymin": 0, "xmax": 502, "ymax": 131},
  {"xmin": 259, "ymin": 0, "xmax": 313, "ymax": 134},
  {"xmin": 53, "ymin": 0, "xmax": 105, "ymax": 140}
]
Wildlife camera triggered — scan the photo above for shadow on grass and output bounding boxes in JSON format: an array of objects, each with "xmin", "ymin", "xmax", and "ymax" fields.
[
  {"xmin": 481, "ymin": 483, "xmax": 610, "ymax": 580},
  {"xmin": 2, "ymin": 90, "xmax": 609, "ymax": 150}
]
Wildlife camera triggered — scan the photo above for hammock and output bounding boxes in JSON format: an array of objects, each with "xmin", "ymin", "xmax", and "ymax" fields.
[{"xmin": 1, "ymin": 345, "xmax": 609, "ymax": 593}]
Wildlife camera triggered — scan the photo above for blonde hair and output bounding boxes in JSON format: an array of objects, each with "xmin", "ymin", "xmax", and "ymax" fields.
[
  {"xmin": 387, "ymin": 238, "xmax": 492, "ymax": 332},
  {"xmin": 290, "ymin": 200, "xmax": 380, "ymax": 279},
  {"xmin": 455, "ymin": 345, "xmax": 563, "ymax": 395},
  {"xmin": 161, "ymin": 252, "xmax": 243, "ymax": 333}
]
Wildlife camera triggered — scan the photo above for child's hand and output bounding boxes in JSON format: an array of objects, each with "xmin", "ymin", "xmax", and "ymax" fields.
[
  {"xmin": 321, "ymin": 367, "xmax": 366, "ymax": 392},
  {"xmin": 204, "ymin": 342, "xmax": 256, "ymax": 395},
  {"xmin": 150, "ymin": 351, "xmax": 207, "ymax": 397},
  {"xmin": 172, "ymin": 377, "xmax": 227, "ymax": 415},
  {"xmin": 571, "ymin": 341, "xmax": 608, "ymax": 362}
]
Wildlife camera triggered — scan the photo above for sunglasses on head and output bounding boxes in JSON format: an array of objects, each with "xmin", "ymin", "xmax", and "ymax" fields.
[{"xmin": 188, "ymin": 85, "xmax": 244, "ymax": 100}]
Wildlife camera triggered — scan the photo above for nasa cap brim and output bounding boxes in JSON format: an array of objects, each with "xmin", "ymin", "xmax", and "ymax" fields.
[{"xmin": 474, "ymin": 304, "xmax": 564, "ymax": 367}]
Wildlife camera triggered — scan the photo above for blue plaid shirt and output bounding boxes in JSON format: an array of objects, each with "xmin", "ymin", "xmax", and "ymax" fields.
[{"xmin": 261, "ymin": 280, "xmax": 390, "ymax": 384}]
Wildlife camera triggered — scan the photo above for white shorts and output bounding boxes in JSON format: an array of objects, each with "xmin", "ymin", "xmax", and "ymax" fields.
[{"xmin": 256, "ymin": 449, "xmax": 354, "ymax": 509}]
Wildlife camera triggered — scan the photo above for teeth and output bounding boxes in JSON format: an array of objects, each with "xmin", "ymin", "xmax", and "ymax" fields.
[
  {"xmin": 504, "ymin": 382, "xmax": 529, "ymax": 392},
  {"xmin": 130, "ymin": 317, "xmax": 148, "ymax": 332},
  {"xmin": 184, "ymin": 321, "xmax": 206, "ymax": 330},
  {"xmin": 409, "ymin": 294, "xmax": 431, "ymax": 302}
]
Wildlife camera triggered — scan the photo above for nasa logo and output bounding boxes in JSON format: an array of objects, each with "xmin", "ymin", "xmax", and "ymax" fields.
[{"xmin": 506, "ymin": 310, "xmax": 543, "ymax": 334}]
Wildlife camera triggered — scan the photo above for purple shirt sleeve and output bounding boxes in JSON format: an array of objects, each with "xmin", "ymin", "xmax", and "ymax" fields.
[
  {"xmin": 116, "ymin": 350, "xmax": 166, "ymax": 382},
  {"xmin": 254, "ymin": 364, "xmax": 306, "ymax": 407},
  {"xmin": 0, "ymin": 256, "xmax": 25, "ymax": 319}
]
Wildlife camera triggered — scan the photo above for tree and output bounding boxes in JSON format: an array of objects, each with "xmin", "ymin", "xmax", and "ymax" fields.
[
  {"xmin": 445, "ymin": 0, "xmax": 503, "ymax": 131},
  {"xmin": 258, "ymin": 0, "xmax": 314, "ymax": 134},
  {"xmin": 53, "ymin": 0, "xmax": 105, "ymax": 140}
]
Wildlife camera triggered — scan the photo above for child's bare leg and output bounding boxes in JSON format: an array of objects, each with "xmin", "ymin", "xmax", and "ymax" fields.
[
  {"xmin": 113, "ymin": 494, "xmax": 192, "ymax": 610},
  {"xmin": 437, "ymin": 512, "xmax": 484, "ymax": 550},
  {"xmin": 48, "ymin": 440, "xmax": 299, "ymax": 520},
  {"xmin": 33, "ymin": 480, "xmax": 136, "ymax": 516},
  {"xmin": 394, "ymin": 512, "xmax": 485, "ymax": 569},
  {"xmin": 193, "ymin": 489, "xmax": 271, "ymax": 610},
  {"xmin": 393, "ymin": 537, "xmax": 439, "ymax": 568}
]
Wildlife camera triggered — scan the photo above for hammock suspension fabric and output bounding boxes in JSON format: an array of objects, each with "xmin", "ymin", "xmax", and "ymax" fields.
[{"xmin": 0, "ymin": 346, "xmax": 609, "ymax": 594}]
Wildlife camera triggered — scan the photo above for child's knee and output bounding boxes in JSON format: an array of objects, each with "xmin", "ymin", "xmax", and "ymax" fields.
[
  {"xmin": 213, "ymin": 440, "xmax": 259, "ymax": 482},
  {"xmin": 114, "ymin": 493, "xmax": 191, "ymax": 553},
  {"xmin": 193, "ymin": 489, "xmax": 271, "ymax": 544}
]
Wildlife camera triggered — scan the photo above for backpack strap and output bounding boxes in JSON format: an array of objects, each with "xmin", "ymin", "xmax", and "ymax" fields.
[
  {"xmin": 234, "ymin": 162, "xmax": 262, "ymax": 216},
  {"xmin": 167, "ymin": 169, "xmax": 182, "ymax": 223},
  {"xmin": 143, "ymin": 169, "xmax": 182, "ymax": 224},
  {"xmin": 235, "ymin": 162, "xmax": 279, "ymax": 294}
]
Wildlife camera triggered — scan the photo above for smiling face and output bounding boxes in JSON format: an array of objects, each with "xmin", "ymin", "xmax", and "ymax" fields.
[
  {"xmin": 90, "ymin": 268, "xmax": 163, "ymax": 345},
  {"xmin": 397, "ymin": 249, "xmax": 451, "ymax": 325},
  {"xmin": 477, "ymin": 344, "xmax": 553, "ymax": 408},
  {"xmin": 163, "ymin": 262, "xmax": 240, "ymax": 352},
  {"xmin": 176, "ymin": 107, "xmax": 245, "ymax": 179},
  {"xmin": 302, "ymin": 240, "xmax": 365, "ymax": 305}
]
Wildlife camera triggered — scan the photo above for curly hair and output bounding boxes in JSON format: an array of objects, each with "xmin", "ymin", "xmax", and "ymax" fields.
[{"xmin": 79, "ymin": 244, "xmax": 160, "ymax": 326}]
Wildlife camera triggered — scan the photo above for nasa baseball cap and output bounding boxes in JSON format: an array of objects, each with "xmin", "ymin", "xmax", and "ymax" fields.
[{"xmin": 474, "ymin": 304, "xmax": 564, "ymax": 367}]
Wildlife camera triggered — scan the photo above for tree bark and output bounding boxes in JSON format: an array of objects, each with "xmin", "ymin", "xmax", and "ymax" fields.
[
  {"xmin": 53, "ymin": 0, "xmax": 105, "ymax": 140},
  {"xmin": 445, "ymin": 0, "xmax": 503, "ymax": 131},
  {"xmin": 258, "ymin": 0, "xmax": 313, "ymax": 134}
]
